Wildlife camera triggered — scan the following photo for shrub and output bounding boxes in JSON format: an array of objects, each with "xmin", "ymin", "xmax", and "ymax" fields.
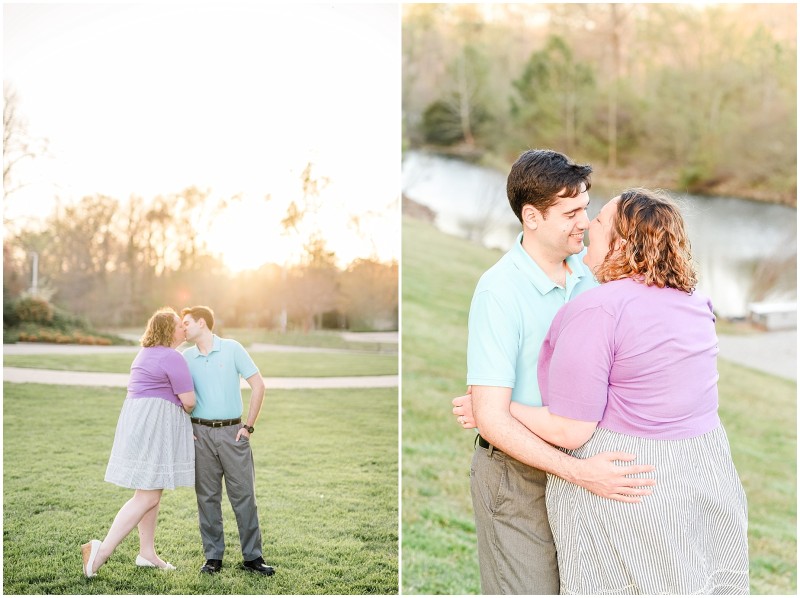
[
  {"xmin": 14, "ymin": 328, "xmax": 110, "ymax": 345},
  {"xmin": 4, "ymin": 299, "xmax": 132, "ymax": 346},
  {"xmin": 422, "ymin": 100, "xmax": 465, "ymax": 146},
  {"xmin": 13, "ymin": 297, "xmax": 54, "ymax": 325},
  {"xmin": 3, "ymin": 297, "xmax": 21, "ymax": 328},
  {"xmin": 51, "ymin": 307, "xmax": 90, "ymax": 331}
]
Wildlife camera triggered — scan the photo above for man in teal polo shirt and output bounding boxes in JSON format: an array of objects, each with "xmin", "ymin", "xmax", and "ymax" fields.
[
  {"xmin": 452, "ymin": 150, "xmax": 655, "ymax": 594},
  {"xmin": 181, "ymin": 305, "xmax": 274, "ymax": 576}
]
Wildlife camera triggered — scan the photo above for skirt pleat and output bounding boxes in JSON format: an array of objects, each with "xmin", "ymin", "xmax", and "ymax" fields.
[
  {"xmin": 104, "ymin": 397, "xmax": 195, "ymax": 490},
  {"xmin": 546, "ymin": 425, "xmax": 749, "ymax": 595}
]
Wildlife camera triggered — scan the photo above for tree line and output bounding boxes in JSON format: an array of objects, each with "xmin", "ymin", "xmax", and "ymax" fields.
[
  {"xmin": 3, "ymin": 188, "xmax": 397, "ymax": 332},
  {"xmin": 3, "ymin": 82, "xmax": 397, "ymax": 334},
  {"xmin": 403, "ymin": 4, "xmax": 796, "ymax": 204}
]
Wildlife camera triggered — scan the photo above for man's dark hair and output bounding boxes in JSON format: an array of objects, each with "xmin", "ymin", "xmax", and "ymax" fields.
[
  {"xmin": 506, "ymin": 149, "xmax": 592, "ymax": 222},
  {"xmin": 181, "ymin": 305, "xmax": 215, "ymax": 331}
]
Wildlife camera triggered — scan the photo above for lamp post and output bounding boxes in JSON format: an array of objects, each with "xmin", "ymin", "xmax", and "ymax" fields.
[{"xmin": 29, "ymin": 251, "xmax": 39, "ymax": 296}]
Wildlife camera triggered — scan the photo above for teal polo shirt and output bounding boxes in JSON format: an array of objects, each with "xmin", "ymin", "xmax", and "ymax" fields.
[
  {"xmin": 182, "ymin": 335, "xmax": 260, "ymax": 420},
  {"xmin": 467, "ymin": 233, "xmax": 598, "ymax": 407}
]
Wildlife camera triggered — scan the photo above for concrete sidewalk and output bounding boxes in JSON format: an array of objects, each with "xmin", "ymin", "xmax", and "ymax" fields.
[
  {"xmin": 3, "ymin": 367, "xmax": 398, "ymax": 389},
  {"xmin": 717, "ymin": 330, "xmax": 796, "ymax": 381}
]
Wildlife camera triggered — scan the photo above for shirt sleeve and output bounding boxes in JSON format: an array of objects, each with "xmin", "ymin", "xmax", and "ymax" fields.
[
  {"xmin": 539, "ymin": 304, "xmax": 613, "ymax": 422},
  {"xmin": 233, "ymin": 342, "xmax": 259, "ymax": 379},
  {"xmin": 467, "ymin": 289, "xmax": 518, "ymax": 388},
  {"xmin": 162, "ymin": 350, "xmax": 195, "ymax": 395}
]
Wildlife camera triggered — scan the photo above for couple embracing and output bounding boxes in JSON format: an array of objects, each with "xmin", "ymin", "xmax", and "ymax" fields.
[
  {"xmin": 81, "ymin": 305, "xmax": 275, "ymax": 578},
  {"xmin": 452, "ymin": 150, "xmax": 749, "ymax": 595}
]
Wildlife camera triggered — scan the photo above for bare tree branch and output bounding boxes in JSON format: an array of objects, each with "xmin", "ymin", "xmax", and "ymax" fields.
[{"xmin": 3, "ymin": 83, "xmax": 49, "ymax": 199}]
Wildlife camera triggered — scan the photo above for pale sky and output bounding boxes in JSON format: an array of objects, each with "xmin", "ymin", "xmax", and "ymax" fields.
[{"xmin": 3, "ymin": 3, "xmax": 400, "ymax": 270}]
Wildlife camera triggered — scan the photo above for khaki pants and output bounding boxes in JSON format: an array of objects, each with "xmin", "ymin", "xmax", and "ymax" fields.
[{"xmin": 470, "ymin": 441, "xmax": 559, "ymax": 595}]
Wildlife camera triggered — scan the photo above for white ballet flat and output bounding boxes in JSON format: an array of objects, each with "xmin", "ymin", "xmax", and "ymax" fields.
[
  {"xmin": 136, "ymin": 554, "xmax": 176, "ymax": 570},
  {"xmin": 81, "ymin": 539, "xmax": 101, "ymax": 578}
]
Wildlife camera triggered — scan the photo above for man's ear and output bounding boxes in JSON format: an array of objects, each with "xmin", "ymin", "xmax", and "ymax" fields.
[{"xmin": 521, "ymin": 204, "xmax": 539, "ymax": 230}]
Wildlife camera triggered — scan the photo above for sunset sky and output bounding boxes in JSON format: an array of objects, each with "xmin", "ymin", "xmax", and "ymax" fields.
[{"xmin": 3, "ymin": 3, "xmax": 400, "ymax": 270}]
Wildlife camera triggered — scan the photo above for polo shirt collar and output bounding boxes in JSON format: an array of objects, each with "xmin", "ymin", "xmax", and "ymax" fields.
[
  {"xmin": 192, "ymin": 334, "xmax": 222, "ymax": 358},
  {"xmin": 511, "ymin": 232, "xmax": 587, "ymax": 296}
]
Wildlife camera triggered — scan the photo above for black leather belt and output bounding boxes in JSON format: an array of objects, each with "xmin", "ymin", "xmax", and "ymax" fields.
[
  {"xmin": 191, "ymin": 417, "xmax": 241, "ymax": 428},
  {"xmin": 476, "ymin": 434, "xmax": 504, "ymax": 455}
]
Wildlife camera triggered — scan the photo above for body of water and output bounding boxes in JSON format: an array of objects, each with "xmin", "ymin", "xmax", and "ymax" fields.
[{"xmin": 402, "ymin": 150, "xmax": 797, "ymax": 318}]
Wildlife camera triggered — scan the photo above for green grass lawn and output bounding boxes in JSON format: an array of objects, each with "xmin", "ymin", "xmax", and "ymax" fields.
[
  {"xmin": 401, "ymin": 216, "xmax": 797, "ymax": 595},
  {"xmin": 225, "ymin": 329, "xmax": 398, "ymax": 354},
  {"xmin": 4, "ymin": 351, "xmax": 398, "ymax": 377},
  {"xmin": 714, "ymin": 318, "xmax": 767, "ymax": 335},
  {"xmin": 4, "ymin": 382, "xmax": 398, "ymax": 595}
]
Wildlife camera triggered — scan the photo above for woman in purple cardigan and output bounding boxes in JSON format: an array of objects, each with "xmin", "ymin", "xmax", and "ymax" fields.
[
  {"xmin": 457, "ymin": 189, "xmax": 748, "ymax": 594},
  {"xmin": 81, "ymin": 307, "xmax": 196, "ymax": 577}
]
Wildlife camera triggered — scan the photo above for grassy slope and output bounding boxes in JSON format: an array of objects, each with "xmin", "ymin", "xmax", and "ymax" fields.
[
  {"xmin": 4, "ymin": 382, "xmax": 398, "ymax": 595},
  {"xmin": 4, "ymin": 351, "xmax": 398, "ymax": 377},
  {"xmin": 401, "ymin": 216, "xmax": 796, "ymax": 595}
]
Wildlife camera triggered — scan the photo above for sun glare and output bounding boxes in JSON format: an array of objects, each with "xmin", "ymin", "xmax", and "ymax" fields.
[
  {"xmin": 202, "ymin": 191, "xmax": 398, "ymax": 273},
  {"xmin": 3, "ymin": 4, "xmax": 400, "ymax": 272}
]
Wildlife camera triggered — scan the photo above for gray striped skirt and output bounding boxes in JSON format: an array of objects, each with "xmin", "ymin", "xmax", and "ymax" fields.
[
  {"xmin": 104, "ymin": 397, "xmax": 195, "ymax": 490},
  {"xmin": 546, "ymin": 425, "xmax": 749, "ymax": 595}
]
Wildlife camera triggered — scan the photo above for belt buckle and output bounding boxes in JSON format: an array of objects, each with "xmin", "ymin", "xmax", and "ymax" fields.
[{"xmin": 211, "ymin": 421, "xmax": 223, "ymax": 428}]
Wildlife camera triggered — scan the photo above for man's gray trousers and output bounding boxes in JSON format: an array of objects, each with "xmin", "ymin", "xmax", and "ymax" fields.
[{"xmin": 192, "ymin": 423, "xmax": 263, "ymax": 562}]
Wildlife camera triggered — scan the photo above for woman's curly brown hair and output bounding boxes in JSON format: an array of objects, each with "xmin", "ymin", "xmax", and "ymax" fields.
[
  {"xmin": 140, "ymin": 307, "xmax": 179, "ymax": 348},
  {"xmin": 594, "ymin": 188, "xmax": 697, "ymax": 293}
]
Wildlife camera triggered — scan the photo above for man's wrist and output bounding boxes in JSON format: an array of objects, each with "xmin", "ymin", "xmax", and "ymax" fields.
[
  {"xmin": 242, "ymin": 424, "xmax": 254, "ymax": 434},
  {"xmin": 557, "ymin": 452, "xmax": 583, "ymax": 486}
]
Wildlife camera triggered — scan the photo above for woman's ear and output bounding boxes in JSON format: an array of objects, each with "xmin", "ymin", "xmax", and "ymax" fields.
[{"xmin": 521, "ymin": 204, "xmax": 538, "ymax": 230}]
